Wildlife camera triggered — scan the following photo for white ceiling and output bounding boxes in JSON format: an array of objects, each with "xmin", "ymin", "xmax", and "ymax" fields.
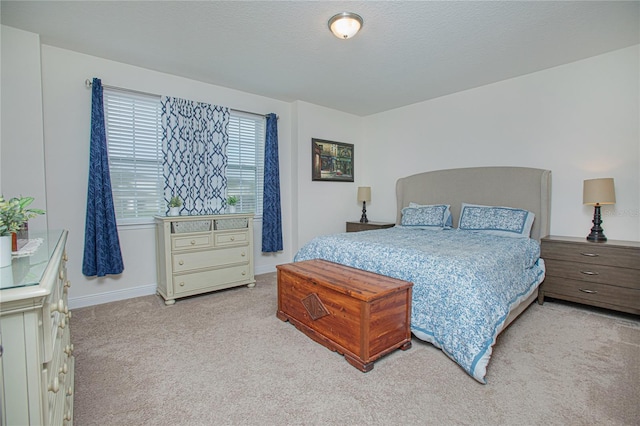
[{"xmin": 2, "ymin": 1, "xmax": 638, "ymax": 116}]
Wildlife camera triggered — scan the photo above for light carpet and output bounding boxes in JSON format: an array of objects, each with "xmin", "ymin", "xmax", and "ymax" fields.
[{"xmin": 71, "ymin": 272, "xmax": 639, "ymax": 425}]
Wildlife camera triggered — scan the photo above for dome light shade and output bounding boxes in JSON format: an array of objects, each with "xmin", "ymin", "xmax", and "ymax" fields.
[{"xmin": 328, "ymin": 12, "xmax": 363, "ymax": 39}]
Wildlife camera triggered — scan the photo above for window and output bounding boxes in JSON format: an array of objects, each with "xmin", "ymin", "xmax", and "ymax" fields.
[
  {"xmin": 227, "ymin": 112, "xmax": 265, "ymax": 216},
  {"xmin": 104, "ymin": 88, "xmax": 265, "ymax": 223},
  {"xmin": 104, "ymin": 89, "xmax": 163, "ymax": 223}
]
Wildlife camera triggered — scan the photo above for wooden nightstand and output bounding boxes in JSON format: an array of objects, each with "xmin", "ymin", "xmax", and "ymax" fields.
[
  {"xmin": 539, "ymin": 235, "xmax": 640, "ymax": 315},
  {"xmin": 346, "ymin": 221, "xmax": 395, "ymax": 233}
]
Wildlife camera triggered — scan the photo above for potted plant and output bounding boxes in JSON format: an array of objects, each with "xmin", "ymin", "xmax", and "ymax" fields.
[
  {"xmin": 0, "ymin": 196, "xmax": 45, "ymax": 267},
  {"xmin": 168, "ymin": 196, "xmax": 182, "ymax": 216},
  {"xmin": 227, "ymin": 195, "xmax": 238, "ymax": 213}
]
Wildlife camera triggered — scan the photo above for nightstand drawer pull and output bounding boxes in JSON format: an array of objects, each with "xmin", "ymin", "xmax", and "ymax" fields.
[
  {"xmin": 578, "ymin": 288, "xmax": 598, "ymax": 294},
  {"xmin": 580, "ymin": 270, "xmax": 599, "ymax": 276},
  {"xmin": 579, "ymin": 252, "xmax": 599, "ymax": 257}
]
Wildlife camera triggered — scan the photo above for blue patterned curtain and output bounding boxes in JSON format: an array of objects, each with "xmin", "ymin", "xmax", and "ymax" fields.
[
  {"xmin": 82, "ymin": 78, "xmax": 125, "ymax": 277},
  {"xmin": 262, "ymin": 113, "xmax": 283, "ymax": 252},
  {"xmin": 161, "ymin": 96, "xmax": 229, "ymax": 214}
]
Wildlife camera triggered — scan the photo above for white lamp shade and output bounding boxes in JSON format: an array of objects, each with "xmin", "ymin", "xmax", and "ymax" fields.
[
  {"xmin": 357, "ymin": 186, "xmax": 371, "ymax": 202},
  {"xmin": 328, "ymin": 13, "xmax": 363, "ymax": 39},
  {"xmin": 583, "ymin": 178, "xmax": 616, "ymax": 205}
]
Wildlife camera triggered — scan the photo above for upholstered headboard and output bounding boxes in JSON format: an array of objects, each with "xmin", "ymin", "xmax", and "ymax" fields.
[{"xmin": 395, "ymin": 166, "xmax": 551, "ymax": 240}]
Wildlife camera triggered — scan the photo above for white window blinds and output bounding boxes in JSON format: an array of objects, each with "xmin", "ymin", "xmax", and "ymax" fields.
[
  {"xmin": 227, "ymin": 112, "xmax": 265, "ymax": 216},
  {"xmin": 103, "ymin": 88, "xmax": 265, "ymax": 222},
  {"xmin": 103, "ymin": 88, "xmax": 163, "ymax": 222}
]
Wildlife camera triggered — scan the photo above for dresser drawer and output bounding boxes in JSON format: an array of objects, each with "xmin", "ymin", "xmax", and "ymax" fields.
[
  {"xmin": 172, "ymin": 234, "xmax": 212, "ymax": 251},
  {"xmin": 64, "ymin": 356, "xmax": 75, "ymax": 424},
  {"xmin": 173, "ymin": 264, "xmax": 253, "ymax": 295},
  {"xmin": 542, "ymin": 276, "xmax": 640, "ymax": 314},
  {"xmin": 544, "ymin": 259, "xmax": 640, "ymax": 290},
  {"xmin": 43, "ymin": 252, "xmax": 69, "ymax": 364},
  {"xmin": 173, "ymin": 246, "xmax": 250, "ymax": 272},
  {"xmin": 541, "ymin": 242, "xmax": 639, "ymax": 269},
  {"xmin": 45, "ymin": 323, "xmax": 72, "ymax": 426},
  {"xmin": 215, "ymin": 230, "xmax": 248, "ymax": 246}
]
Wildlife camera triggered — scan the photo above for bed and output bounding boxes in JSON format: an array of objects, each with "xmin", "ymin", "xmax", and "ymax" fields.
[{"xmin": 294, "ymin": 166, "xmax": 552, "ymax": 383}]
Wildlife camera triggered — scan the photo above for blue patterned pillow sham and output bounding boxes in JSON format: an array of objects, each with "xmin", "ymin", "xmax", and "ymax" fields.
[
  {"xmin": 401, "ymin": 204, "xmax": 451, "ymax": 228},
  {"xmin": 409, "ymin": 202, "xmax": 453, "ymax": 227},
  {"xmin": 458, "ymin": 203, "xmax": 535, "ymax": 238}
]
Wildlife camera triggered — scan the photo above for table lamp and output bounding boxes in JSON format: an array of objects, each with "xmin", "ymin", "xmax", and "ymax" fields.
[
  {"xmin": 583, "ymin": 178, "xmax": 615, "ymax": 242},
  {"xmin": 357, "ymin": 186, "xmax": 371, "ymax": 223}
]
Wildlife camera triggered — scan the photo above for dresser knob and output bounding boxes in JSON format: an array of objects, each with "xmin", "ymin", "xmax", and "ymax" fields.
[
  {"xmin": 49, "ymin": 377, "xmax": 60, "ymax": 393},
  {"xmin": 190, "ymin": 240, "xmax": 196, "ymax": 245},
  {"xmin": 241, "ymin": 252, "xmax": 246, "ymax": 257},
  {"xmin": 579, "ymin": 288, "xmax": 598, "ymax": 294},
  {"xmin": 51, "ymin": 299, "xmax": 68, "ymax": 314},
  {"xmin": 231, "ymin": 236, "xmax": 235, "ymax": 241},
  {"xmin": 179, "ymin": 282, "xmax": 185, "ymax": 287},
  {"xmin": 580, "ymin": 270, "xmax": 599, "ymax": 276},
  {"xmin": 242, "ymin": 271, "xmax": 246, "ymax": 276},
  {"xmin": 178, "ymin": 260, "xmax": 184, "ymax": 265}
]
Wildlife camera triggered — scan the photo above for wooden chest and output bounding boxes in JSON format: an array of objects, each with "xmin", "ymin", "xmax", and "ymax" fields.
[{"xmin": 276, "ymin": 259, "xmax": 413, "ymax": 372}]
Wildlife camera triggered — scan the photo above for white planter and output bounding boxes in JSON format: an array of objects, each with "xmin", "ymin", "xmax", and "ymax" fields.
[
  {"xmin": 168, "ymin": 207, "xmax": 180, "ymax": 216},
  {"xmin": 228, "ymin": 205, "xmax": 236, "ymax": 214},
  {"xmin": 0, "ymin": 235, "xmax": 12, "ymax": 268}
]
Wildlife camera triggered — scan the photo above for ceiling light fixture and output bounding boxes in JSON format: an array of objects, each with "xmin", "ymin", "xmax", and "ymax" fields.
[{"xmin": 328, "ymin": 12, "xmax": 363, "ymax": 40}]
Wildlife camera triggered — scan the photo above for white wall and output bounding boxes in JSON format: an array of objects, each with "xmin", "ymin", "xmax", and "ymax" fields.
[
  {"xmin": 363, "ymin": 45, "xmax": 640, "ymax": 242},
  {"xmin": 36, "ymin": 43, "xmax": 294, "ymax": 307},
  {"xmin": 292, "ymin": 101, "xmax": 363, "ymax": 252},
  {"xmin": 0, "ymin": 26, "xmax": 47, "ymax": 232}
]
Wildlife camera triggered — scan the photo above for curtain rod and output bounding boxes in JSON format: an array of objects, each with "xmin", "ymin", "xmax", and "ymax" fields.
[{"xmin": 84, "ymin": 78, "xmax": 271, "ymax": 119}]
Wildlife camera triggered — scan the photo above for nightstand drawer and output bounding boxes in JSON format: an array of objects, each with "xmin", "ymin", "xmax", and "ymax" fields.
[
  {"xmin": 541, "ymin": 242, "xmax": 639, "ymax": 269},
  {"xmin": 544, "ymin": 259, "xmax": 640, "ymax": 290},
  {"xmin": 542, "ymin": 276, "xmax": 640, "ymax": 314}
]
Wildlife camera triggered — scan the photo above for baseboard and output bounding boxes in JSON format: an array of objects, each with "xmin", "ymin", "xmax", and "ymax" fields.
[
  {"xmin": 69, "ymin": 266, "xmax": 279, "ymax": 309},
  {"xmin": 68, "ymin": 283, "xmax": 158, "ymax": 309}
]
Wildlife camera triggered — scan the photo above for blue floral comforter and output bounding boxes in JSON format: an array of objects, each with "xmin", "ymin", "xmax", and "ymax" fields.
[{"xmin": 293, "ymin": 227, "xmax": 545, "ymax": 383}]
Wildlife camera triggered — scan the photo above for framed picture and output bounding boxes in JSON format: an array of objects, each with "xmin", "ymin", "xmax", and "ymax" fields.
[{"xmin": 312, "ymin": 138, "xmax": 354, "ymax": 182}]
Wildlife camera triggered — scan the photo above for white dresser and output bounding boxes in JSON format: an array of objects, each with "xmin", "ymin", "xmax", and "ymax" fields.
[
  {"xmin": 155, "ymin": 214, "xmax": 255, "ymax": 305},
  {"xmin": 0, "ymin": 230, "xmax": 74, "ymax": 426}
]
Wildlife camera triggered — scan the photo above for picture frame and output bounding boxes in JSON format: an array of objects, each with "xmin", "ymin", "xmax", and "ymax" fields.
[{"xmin": 312, "ymin": 138, "xmax": 354, "ymax": 182}]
